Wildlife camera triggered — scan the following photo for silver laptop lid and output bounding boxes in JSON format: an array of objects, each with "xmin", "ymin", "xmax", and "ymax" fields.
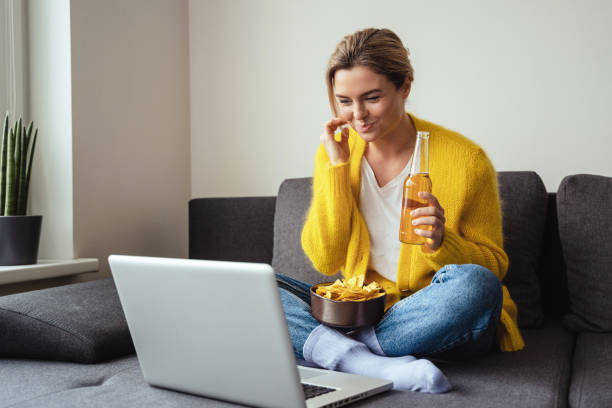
[{"xmin": 109, "ymin": 255, "xmax": 306, "ymax": 408}]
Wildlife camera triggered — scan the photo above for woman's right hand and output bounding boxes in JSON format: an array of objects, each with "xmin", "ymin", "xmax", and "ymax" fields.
[{"xmin": 321, "ymin": 118, "xmax": 350, "ymax": 166}]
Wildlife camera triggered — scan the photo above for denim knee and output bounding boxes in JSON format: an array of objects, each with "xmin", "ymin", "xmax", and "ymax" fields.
[
  {"xmin": 468, "ymin": 264, "xmax": 502, "ymax": 310},
  {"xmin": 435, "ymin": 264, "xmax": 502, "ymax": 323}
]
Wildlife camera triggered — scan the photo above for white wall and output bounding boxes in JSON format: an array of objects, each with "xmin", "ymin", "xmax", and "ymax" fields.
[
  {"xmin": 70, "ymin": 0, "xmax": 191, "ymax": 277},
  {"xmin": 190, "ymin": 0, "xmax": 612, "ymax": 195},
  {"xmin": 15, "ymin": 0, "xmax": 612, "ymax": 283}
]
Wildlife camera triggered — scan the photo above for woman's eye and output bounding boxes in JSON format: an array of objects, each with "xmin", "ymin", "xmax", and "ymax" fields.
[
  {"xmin": 366, "ymin": 96, "xmax": 380, "ymax": 102},
  {"xmin": 338, "ymin": 99, "xmax": 351, "ymax": 105}
]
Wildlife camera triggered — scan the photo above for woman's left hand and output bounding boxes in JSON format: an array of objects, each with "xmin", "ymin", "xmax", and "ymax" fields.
[{"xmin": 411, "ymin": 192, "xmax": 446, "ymax": 252}]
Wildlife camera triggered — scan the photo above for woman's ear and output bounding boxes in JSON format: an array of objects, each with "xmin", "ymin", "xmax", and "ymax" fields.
[{"xmin": 401, "ymin": 80, "xmax": 412, "ymax": 99}]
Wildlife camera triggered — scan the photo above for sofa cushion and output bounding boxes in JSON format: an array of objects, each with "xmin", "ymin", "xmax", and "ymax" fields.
[
  {"xmin": 0, "ymin": 355, "xmax": 136, "ymax": 408},
  {"xmin": 557, "ymin": 174, "xmax": 612, "ymax": 332},
  {"xmin": 569, "ymin": 332, "xmax": 612, "ymax": 408},
  {"xmin": 0, "ymin": 279, "xmax": 134, "ymax": 363},
  {"xmin": 497, "ymin": 172, "xmax": 547, "ymax": 328},
  {"xmin": 361, "ymin": 320, "xmax": 574, "ymax": 408},
  {"xmin": 0, "ymin": 356, "xmax": 223, "ymax": 408},
  {"xmin": 272, "ymin": 177, "xmax": 341, "ymax": 284},
  {"xmin": 0, "ymin": 322, "xmax": 575, "ymax": 408}
]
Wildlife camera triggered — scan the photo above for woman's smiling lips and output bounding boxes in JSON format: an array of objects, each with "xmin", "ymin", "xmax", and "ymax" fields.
[{"xmin": 357, "ymin": 121, "xmax": 375, "ymax": 132}]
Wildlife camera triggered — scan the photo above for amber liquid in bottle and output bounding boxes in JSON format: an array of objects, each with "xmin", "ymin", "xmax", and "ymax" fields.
[
  {"xmin": 399, "ymin": 174, "xmax": 432, "ymax": 244},
  {"xmin": 399, "ymin": 132, "xmax": 431, "ymax": 245}
]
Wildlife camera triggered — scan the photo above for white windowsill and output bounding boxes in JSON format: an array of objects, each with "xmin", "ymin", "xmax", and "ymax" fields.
[{"xmin": 0, "ymin": 258, "xmax": 99, "ymax": 285}]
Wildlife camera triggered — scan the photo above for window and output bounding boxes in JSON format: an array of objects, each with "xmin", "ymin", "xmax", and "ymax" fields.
[{"xmin": 1, "ymin": 0, "xmax": 28, "ymax": 120}]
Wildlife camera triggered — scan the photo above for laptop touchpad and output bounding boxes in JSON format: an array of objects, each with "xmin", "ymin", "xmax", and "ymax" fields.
[{"xmin": 298, "ymin": 367, "xmax": 327, "ymax": 381}]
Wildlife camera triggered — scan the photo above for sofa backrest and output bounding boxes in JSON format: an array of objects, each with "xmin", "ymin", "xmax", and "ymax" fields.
[
  {"xmin": 537, "ymin": 193, "xmax": 570, "ymax": 320},
  {"xmin": 188, "ymin": 172, "xmax": 573, "ymax": 329},
  {"xmin": 497, "ymin": 172, "xmax": 548, "ymax": 328},
  {"xmin": 271, "ymin": 177, "xmax": 342, "ymax": 284},
  {"xmin": 556, "ymin": 174, "xmax": 612, "ymax": 332},
  {"xmin": 189, "ymin": 196, "xmax": 276, "ymax": 263},
  {"xmin": 271, "ymin": 172, "xmax": 556, "ymax": 328}
]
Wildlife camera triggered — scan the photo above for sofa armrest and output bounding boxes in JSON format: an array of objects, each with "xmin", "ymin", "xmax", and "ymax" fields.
[
  {"xmin": 0, "ymin": 278, "xmax": 134, "ymax": 363},
  {"xmin": 189, "ymin": 196, "xmax": 276, "ymax": 263}
]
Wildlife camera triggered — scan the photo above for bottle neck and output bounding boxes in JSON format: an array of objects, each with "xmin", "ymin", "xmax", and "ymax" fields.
[{"xmin": 410, "ymin": 132, "xmax": 429, "ymax": 175}]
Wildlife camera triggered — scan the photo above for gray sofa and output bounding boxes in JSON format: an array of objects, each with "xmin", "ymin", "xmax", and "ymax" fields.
[{"xmin": 1, "ymin": 172, "xmax": 611, "ymax": 408}]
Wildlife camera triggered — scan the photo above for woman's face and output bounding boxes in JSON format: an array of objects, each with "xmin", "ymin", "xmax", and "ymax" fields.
[{"xmin": 334, "ymin": 65, "xmax": 410, "ymax": 142}]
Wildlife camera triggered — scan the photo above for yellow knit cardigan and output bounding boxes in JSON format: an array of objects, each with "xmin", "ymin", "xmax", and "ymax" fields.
[{"xmin": 301, "ymin": 113, "xmax": 524, "ymax": 352}]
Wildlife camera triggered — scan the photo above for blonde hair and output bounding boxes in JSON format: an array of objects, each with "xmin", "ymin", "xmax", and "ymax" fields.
[{"xmin": 326, "ymin": 28, "xmax": 414, "ymax": 116}]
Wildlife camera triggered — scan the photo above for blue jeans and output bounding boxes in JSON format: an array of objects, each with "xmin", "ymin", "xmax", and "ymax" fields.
[{"xmin": 277, "ymin": 264, "xmax": 502, "ymax": 360}]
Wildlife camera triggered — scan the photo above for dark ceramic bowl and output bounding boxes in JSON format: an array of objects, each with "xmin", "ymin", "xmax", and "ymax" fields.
[{"xmin": 310, "ymin": 283, "xmax": 386, "ymax": 329}]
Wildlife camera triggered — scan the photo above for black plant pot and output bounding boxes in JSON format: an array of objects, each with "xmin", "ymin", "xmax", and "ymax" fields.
[{"xmin": 0, "ymin": 215, "xmax": 43, "ymax": 266}]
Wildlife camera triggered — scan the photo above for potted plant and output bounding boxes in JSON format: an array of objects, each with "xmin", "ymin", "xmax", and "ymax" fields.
[{"xmin": 0, "ymin": 112, "xmax": 41, "ymax": 266}]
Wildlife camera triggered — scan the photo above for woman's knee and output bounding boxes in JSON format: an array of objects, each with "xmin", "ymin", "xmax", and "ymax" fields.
[
  {"xmin": 436, "ymin": 264, "xmax": 502, "ymax": 314},
  {"xmin": 476, "ymin": 265, "xmax": 501, "ymax": 300},
  {"xmin": 467, "ymin": 265, "xmax": 502, "ymax": 318},
  {"xmin": 440, "ymin": 263, "xmax": 499, "ymax": 288}
]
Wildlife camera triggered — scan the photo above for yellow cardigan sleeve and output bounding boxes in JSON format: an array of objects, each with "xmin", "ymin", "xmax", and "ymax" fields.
[
  {"xmin": 301, "ymin": 145, "xmax": 356, "ymax": 276},
  {"xmin": 421, "ymin": 149, "xmax": 509, "ymax": 280}
]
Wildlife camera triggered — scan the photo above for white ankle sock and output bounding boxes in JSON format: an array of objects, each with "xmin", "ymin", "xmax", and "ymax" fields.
[
  {"xmin": 303, "ymin": 325, "xmax": 451, "ymax": 393},
  {"xmin": 352, "ymin": 326, "xmax": 385, "ymax": 355}
]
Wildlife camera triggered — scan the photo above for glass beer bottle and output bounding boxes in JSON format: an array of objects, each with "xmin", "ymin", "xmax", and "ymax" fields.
[{"xmin": 399, "ymin": 131, "xmax": 431, "ymax": 244}]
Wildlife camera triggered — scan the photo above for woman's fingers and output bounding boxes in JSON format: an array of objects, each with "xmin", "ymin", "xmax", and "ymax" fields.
[
  {"xmin": 413, "ymin": 216, "xmax": 444, "ymax": 240},
  {"xmin": 340, "ymin": 125, "xmax": 350, "ymax": 141},
  {"xmin": 414, "ymin": 223, "xmax": 443, "ymax": 247},
  {"xmin": 414, "ymin": 228, "xmax": 437, "ymax": 238},
  {"xmin": 410, "ymin": 206, "xmax": 445, "ymax": 224},
  {"xmin": 419, "ymin": 192, "xmax": 444, "ymax": 213},
  {"xmin": 321, "ymin": 118, "xmax": 350, "ymax": 165},
  {"xmin": 324, "ymin": 118, "xmax": 348, "ymax": 136},
  {"xmin": 411, "ymin": 192, "xmax": 445, "ymax": 251},
  {"xmin": 411, "ymin": 216, "xmax": 443, "ymax": 227}
]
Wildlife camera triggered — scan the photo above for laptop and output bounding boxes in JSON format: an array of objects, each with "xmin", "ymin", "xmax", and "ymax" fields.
[{"xmin": 108, "ymin": 255, "xmax": 392, "ymax": 408}]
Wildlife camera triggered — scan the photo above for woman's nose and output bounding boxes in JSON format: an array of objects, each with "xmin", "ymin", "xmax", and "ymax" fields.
[{"xmin": 354, "ymin": 103, "xmax": 368, "ymax": 120}]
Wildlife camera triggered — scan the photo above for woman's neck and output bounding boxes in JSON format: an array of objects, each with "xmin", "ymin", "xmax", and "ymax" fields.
[{"xmin": 367, "ymin": 113, "xmax": 416, "ymax": 160}]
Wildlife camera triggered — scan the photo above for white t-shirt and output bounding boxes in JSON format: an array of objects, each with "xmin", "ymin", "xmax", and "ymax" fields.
[{"xmin": 358, "ymin": 156, "xmax": 413, "ymax": 282}]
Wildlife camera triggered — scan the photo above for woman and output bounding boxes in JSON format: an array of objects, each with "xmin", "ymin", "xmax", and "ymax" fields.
[{"xmin": 277, "ymin": 28, "xmax": 524, "ymax": 394}]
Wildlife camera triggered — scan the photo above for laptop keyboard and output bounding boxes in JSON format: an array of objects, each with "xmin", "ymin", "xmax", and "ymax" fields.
[{"xmin": 302, "ymin": 383, "xmax": 336, "ymax": 399}]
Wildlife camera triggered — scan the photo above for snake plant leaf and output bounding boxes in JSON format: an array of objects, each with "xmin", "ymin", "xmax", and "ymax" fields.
[
  {"xmin": 1, "ymin": 113, "xmax": 8, "ymax": 216},
  {"xmin": 18, "ymin": 121, "xmax": 34, "ymax": 214},
  {"xmin": 1, "ymin": 115, "xmax": 38, "ymax": 216},
  {"xmin": 24, "ymin": 121, "xmax": 32, "ymax": 158},
  {"xmin": 15, "ymin": 122, "xmax": 24, "ymax": 215},
  {"xmin": 4, "ymin": 127, "xmax": 16, "ymax": 215},
  {"xmin": 12, "ymin": 117, "xmax": 18, "ymax": 147},
  {"xmin": 23, "ymin": 127, "xmax": 38, "ymax": 216}
]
